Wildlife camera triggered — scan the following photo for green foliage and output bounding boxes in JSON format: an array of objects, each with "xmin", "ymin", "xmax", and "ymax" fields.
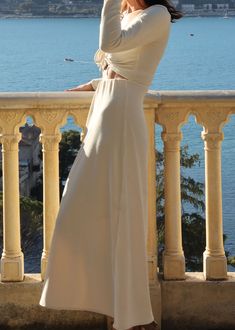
[
  {"xmin": 30, "ymin": 129, "xmax": 81, "ymax": 201},
  {"xmin": 156, "ymin": 144, "xmax": 234, "ymax": 272},
  {"xmin": 59, "ymin": 130, "xmax": 81, "ymax": 182},
  {"xmin": 30, "ymin": 175, "xmax": 43, "ymax": 202},
  {"xmin": 182, "ymin": 212, "xmax": 206, "ymax": 271},
  {"xmin": 156, "ymin": 145, "xmax": 205, "ymax": 219},
  {"xmin": 228, "ymin": 256, "xmax": 235, "ymax": 266},
  {"xmin": 19, "ymin": 195, "xmax": 43, "ymax": 255},
  {"xmin": 0, "ymin": 0, "xmax": 103, "ymax": 16},
  {"xmin": 0, "ymin": 192, "xmax": 43, "ymax": 272},
  {"xmin": 1, "ymin": 132, "xmax": 234, "ymax": 273}
]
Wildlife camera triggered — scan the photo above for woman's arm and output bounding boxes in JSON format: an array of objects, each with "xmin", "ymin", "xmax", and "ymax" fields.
[
  {"xmin": 90, "ymin": 78, "xmax": 102, "ymax": 90},
  {"xmin": 99, "ymin": 0, "xmax": 170, "ymax": 53},
  {"xmin": 65, "ymin": 78, "xmax": 102, "ymax": 92}
]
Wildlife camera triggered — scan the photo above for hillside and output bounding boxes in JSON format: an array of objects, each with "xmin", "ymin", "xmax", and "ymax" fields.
[
  {"xmin": 0, "ymin": 0, "xmax": 103, "ymax": 17},
  {"xmin": 1, "ymin": 0, "xmax": 235, "ymax": 17}
]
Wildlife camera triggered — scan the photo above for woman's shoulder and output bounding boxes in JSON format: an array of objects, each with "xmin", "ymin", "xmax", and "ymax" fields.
[
  {"xmin": 146, "ymin": 4, "xmax": 169, "ymax": 13},
  {"xmin": 138, "ymin": 4, "xmax": 171, "ymax": 28},
  {"xmin": 121, "ymin": 5, "xmax": 170, "ymax": 24},
  {"xmin": 142, "ymin": 4, "xmax": 171, "ymax": 20}
]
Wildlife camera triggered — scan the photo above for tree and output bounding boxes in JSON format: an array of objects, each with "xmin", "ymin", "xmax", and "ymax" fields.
[
  {"xmin": 30, "ymin": 129, "xmax": 81, "ymax": 201},
  {"xmin": 0, "ymin": 192, "xmax": 43, "ymax": 273},
  {"xmin": 2, "ymin": 131, "xmax": 233, "ymax": 273},
  {"xmin": 156, "ymin": 144, "xmax": 234, "ymax": 272},
  {"xmin": 58, "ymin": 130, "xmax": 81, "ymax": 182}
]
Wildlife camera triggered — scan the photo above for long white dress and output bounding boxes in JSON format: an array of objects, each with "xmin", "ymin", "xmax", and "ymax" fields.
[{"xmin": 39, "ymin": 1, "xmax": 171, "ymax": 329}]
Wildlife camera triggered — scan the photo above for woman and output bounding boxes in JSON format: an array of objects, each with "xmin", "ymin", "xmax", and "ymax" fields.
[{"xmin": 39, "ymin": 0, "xmax": 183, "ymax": 329}]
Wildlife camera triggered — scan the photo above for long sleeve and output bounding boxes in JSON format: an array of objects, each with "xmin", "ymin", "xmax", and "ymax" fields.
[
  {"xmin": 90, "ymin": 78, "xmax": 102, "ymax": 90},
  {"xmin": 99, "ymin": 0, "xmax": 171, "ymax": 53}
]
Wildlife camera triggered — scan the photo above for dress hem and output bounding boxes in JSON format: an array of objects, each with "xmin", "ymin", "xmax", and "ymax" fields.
[
  {"xmin": 38, "ymin": 302, "xmax": 155, "ymax": 329},
  {"xmin": 39, "ymin": 302, "xmax": 114, "ymax": 318},
  {"xmin": 113, "ymin": 315, "xmax": 155, "ymax": 330}
]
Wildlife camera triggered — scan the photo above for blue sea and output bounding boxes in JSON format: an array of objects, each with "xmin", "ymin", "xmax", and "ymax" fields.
[{"xmin": 0, "ymin": 16, "xmax": 235, "ymax": 271}]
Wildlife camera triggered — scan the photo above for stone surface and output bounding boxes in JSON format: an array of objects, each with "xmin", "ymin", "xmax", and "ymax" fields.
[
  {"xmin": 0, "ymin": 273, "xmax": 235, "ymax": 329},
  {"xmin": 0, "ymin": 274, "xmax": 106, "ymax": 329},
  {"xmin": 160, "ymin": 272, "xmax": 235, "ymax": 330}
]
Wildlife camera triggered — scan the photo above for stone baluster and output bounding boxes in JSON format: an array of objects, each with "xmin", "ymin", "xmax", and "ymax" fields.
[
  {"xmin": 201, "ymin": 131, "xmax": 227, "ymax": 279},
  {"xmin": 196, "ymin": 108, "xmax": 230, "ymax": 280},
  {"xmin": 161, "ymin": 131, "xmax": 185, "ymax": 279},
  {"xmin": 80, "ymin": 126, "xmax": 86, "ymax": 142},
  {"xmin": 156, "ymin": 107, "xmax": 188, "ymax": 280},
  {"xmin": 0, "ymin": 111, "xmax": 24, "ymax": 281},
  {"xmin": 34, "ymin": 109, "xmax": 65, "ymax": 280},
  {"xmin": 36, "ymin": 107, "xmax": 90, "ymax": 280},
  {"xmin": 39, "ymin": 133, "xmax": 61, "ymax": 280},
  {"xmin": 145, "ymin": 108, "xmax": 158, "ymax": 284},
  {"xmin": 145, "ymin": 105, "xmax": 163, "ymax": 326}
]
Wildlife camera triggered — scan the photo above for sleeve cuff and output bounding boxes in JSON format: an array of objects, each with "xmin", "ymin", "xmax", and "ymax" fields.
[{"xmin": 90, "ymin": 78, "xmax": 102, "ymax": 90}]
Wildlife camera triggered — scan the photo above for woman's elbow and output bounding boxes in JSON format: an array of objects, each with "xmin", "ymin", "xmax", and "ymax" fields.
[
  {"xmin": 99, "ymin": 38, "xmax": 120, "ymax": 52},
  {"xmin": 99, "ymin": 41, "xmax": 113, "ymax": 52}
]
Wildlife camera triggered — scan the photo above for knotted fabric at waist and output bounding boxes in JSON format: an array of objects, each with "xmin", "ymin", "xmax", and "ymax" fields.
[{"xmin": 103, "ymin": 63, "xmax": 128, "ymax": 80}]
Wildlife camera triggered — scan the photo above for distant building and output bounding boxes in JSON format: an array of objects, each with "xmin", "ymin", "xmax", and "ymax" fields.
[
  {"xmin": 179, "ymin": 0, "xmax": 233, "ymax": 12},
  {"xmin": 203, "ymin": 3, "xmax": 213, "ymax": 10},
  {"xmin": 171, "ymin": 0, "xmax": 180, "ymax": 6},
  {"xmin": 180, "ymin": 0, "xmax": 230, "ymax": 6},
  {"xmin": 64, "ymin": 0, "xmax": 73, "ymax": 4},
  {"xmin": 216, "ymin": 3, "xmax": 229, "ymax": 8},
  {"xmin": 181, "ymin": 4, "xmax": 195, "ymax": 12},
  {"xmin": 0, "ymin": 0, "xmax": 234, "ymax": 18},
  {"xmin": 0, "ymin": 123, "xmax": 42, "ymax": 197}
]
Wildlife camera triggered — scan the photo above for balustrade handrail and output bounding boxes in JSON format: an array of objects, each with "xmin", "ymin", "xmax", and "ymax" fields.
[
  {"xmin": 0, "ymin": 90, "xmax": 235, "ymax": 109},
  {"xmin": 0, "ymin": 90, "xmax": 235, "ymax": 283}
]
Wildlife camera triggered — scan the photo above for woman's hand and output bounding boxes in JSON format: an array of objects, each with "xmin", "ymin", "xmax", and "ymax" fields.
[
  {"xmin": 65, "ymin": 81, "xmax": 94, "ymax": 92},
  {"xmin": 121, "ymin": 0, "xmax": 128, "ymax": 13}
]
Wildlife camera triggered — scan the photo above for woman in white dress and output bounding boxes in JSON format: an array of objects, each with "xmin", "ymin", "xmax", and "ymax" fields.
[{"xmin": 39, "ymin": 0, "xmax": 183, "ymax": 329}]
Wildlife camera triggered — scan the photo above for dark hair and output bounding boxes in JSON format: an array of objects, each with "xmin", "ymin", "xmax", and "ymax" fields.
[{"xmin": 143, "ymin": 0, "xmax": 184, "ymax": 22}]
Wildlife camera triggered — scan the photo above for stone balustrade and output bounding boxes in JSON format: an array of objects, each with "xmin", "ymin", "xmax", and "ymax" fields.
[{"xmin": 0, "ymin": 90, "xmax": 234, "ymax": 284}]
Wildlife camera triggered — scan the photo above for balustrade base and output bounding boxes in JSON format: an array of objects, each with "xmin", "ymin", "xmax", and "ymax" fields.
[
  {"xmin": 0, "ymin": 253, "xmax": 24, "ymax": 282},
  {"xmin": 162, "ymin": 252, "xmax": 186, "ymax": 280},
  {"xmin": 149, "ymin": 277, "xmax": 162, "ymax": 329},
  {"xmin": 203, "ymin": 251, "xmax": 228, "ymax": 280},
  {"xmin": 1, "ymin": 273, "xmax": 234, "ymax": 330},
  {"xmin": 41, "ymin": 255, "xmax": 48, "ymax": 281},
  {"xmin": 148, "ymin": 256, "xmax": 158, "ymax": 285}
]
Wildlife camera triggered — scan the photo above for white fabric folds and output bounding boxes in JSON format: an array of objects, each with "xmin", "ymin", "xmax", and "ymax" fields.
[{"xmin": 39, "ymin": 79, "xmax": 154, "ymax": 330}]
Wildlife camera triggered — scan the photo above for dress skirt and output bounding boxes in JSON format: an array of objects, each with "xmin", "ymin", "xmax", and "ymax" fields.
[{"xmin": 39, "ymin": 78, "xmax": 154, "ymax": 330}]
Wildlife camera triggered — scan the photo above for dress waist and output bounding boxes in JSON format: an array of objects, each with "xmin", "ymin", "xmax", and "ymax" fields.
[
  {"xmin": 101, "ymin": 62, "xmax": 149, "ymax": 93},
  {"xmin": 103, "ymin": 63, "xmax": 128, "ymax": 80}
]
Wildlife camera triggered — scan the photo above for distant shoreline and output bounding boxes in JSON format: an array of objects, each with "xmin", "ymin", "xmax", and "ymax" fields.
[
  {"xmin": 0, "ymin": 14, "xmax": 99, "ymax": 19},
  {"xmin": 0, "ymin": 13, "xmax": 235, "ymax": 19}
]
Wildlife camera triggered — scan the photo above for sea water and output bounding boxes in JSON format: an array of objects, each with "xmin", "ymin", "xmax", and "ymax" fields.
[{"xmin": 0, "ymin": 16, "xmax": 234, "ymax": 271}]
